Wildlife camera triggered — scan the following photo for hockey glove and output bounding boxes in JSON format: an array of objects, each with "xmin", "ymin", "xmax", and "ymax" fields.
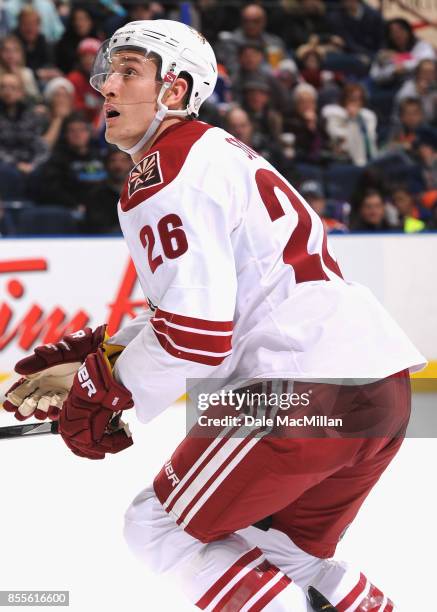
[
  {"xmin": 4, "ymin": 326, "xmax": 123, "ymax": 421},
  {"xmin": 58, "ymin": 349, "xmax": 134, "ymax": 460}
]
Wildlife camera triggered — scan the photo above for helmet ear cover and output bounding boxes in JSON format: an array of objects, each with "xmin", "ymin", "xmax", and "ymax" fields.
[{"xmin": 177, "ymin": 71, "xmax": 194, "ymax": 116}]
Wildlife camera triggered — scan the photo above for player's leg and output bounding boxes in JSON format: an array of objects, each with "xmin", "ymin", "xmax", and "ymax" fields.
[
  {"xmin": 243, "ymin": 529, "xmax": 396, "ymax": 611},
  {"xmin": 241, "ymin": 373, "xmax": 411, "ymax": 610},
  {"xmin": 124, "ymin": 385, "xmax": 360, "ymax": 610},
  {"xmin": 124, "ymin": 484, "xmax": 311, "ymax": 611},
  {"xmin": 124, "ymin": 374, "xmax": 409, "ymax": 610},
  {"xmin": 240, "ymin": 439, "xmax": 402, "ymax": 611}
]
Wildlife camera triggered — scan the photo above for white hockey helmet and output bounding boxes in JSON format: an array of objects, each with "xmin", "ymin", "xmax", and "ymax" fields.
[{"xmin": 90, "ymin": 19, "xmax": 218, "ymax": 155}]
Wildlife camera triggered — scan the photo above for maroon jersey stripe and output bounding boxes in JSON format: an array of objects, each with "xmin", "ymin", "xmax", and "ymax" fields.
[
  {"xmin": 150, "ymin": 318, "xmax": 232, "ymax": 353},
  {"xmin": 155, "ymin": 308, "xmax": 233, "ymax": 332},
  {"xmin": 153, "ymin": 328, "xmax": 228, "ymax": 365}
]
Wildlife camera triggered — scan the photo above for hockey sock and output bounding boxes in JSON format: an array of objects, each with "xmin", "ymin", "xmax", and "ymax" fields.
[
  {"xmin": 178, "ymin": 533, "xmax": 311, "ymax": 611},
  {"xmin": 308, "ymin": 560, "xmax": 394, "ymax": 611}
]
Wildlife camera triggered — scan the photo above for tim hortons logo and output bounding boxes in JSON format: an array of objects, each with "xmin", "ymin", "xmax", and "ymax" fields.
[
  {"xmin": 128, "ymin": 151, "xmax": 163, "ymax": 198},
  {"xmin": 0, "ymin": 258, "xmax": 148, "ymax": 353}
]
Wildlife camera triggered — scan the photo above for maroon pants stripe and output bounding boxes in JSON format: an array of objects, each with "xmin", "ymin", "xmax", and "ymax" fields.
[
  {"xmin": 177, "ymin": 431, "xmax": 261, "ymax": 526},
  {"xmin": 196, "ymin": 547, "xmax": 263, "ymax": 609},
  {"xmin": 164, "ymin": 425, "xmax": 243, "ymax": 513}
]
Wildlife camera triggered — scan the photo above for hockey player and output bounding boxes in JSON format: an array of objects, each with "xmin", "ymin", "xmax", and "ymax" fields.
[{"xmin": 5, "ymin": 20, "xmax": 426, "ymax": 611}]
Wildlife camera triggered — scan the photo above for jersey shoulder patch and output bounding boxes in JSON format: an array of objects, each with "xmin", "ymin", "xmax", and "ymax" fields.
[
  {"xmin": 120, "ymin": 121, "xmax": 213, "ymax": 212},
  {"xmin": 128, "ymin": 151, "xmax": 163, "ymax": 199}
]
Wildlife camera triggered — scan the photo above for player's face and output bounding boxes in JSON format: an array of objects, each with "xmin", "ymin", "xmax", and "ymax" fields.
[{"xmin": 100, "ymin": 51, "xmax": 161, "ymax": 150}]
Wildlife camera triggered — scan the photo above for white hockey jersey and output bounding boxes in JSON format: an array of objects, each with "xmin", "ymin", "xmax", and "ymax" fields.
[{"xmin": 111, "ymin": 120, "xmax": 426, "ymax": 423}]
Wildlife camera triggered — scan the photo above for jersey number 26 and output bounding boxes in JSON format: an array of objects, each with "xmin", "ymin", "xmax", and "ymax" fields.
[{"xmin": 140, "ymin": 213, "xmax": 188, "ymax": 273}]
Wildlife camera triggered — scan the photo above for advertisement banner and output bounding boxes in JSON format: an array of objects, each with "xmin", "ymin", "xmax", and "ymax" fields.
[
  {"xmin": 1, "ymin": 235, "xmax": 436, "ymax": 384},
  {"xmin": 0, "ymin": 238, "xmax": 147, "ymax": 377},
  {"xmin": 367, "ymin": 0, "xmax": 437, "ymax": 43}
]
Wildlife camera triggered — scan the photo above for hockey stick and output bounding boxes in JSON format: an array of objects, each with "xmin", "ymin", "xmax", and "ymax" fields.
[
  {"xmin": 0, "ymin": 413, "xmax": 122, "ymax": 441},
  {"xmin": 0, "ymin": 420, "xmax": 59, "ymax": 439}
]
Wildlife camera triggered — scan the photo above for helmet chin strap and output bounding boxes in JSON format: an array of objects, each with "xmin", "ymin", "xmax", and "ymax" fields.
[{"xmin": 118, "ymin": 77, "xmax": 189, "ymax": 157}]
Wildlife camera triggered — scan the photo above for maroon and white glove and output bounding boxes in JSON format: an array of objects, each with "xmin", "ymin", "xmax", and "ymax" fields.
[
  {"xmin": 58, "ymin": 349, "xmax": 134, "ymax": 460},
  {"xmin": 4, "ymin": 326, "xmax": 107, "ymax": 421}
]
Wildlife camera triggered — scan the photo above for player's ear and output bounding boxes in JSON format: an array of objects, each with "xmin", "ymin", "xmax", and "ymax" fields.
[{"xmin": 164, "ymin": 77, "xmax": 189, "ymax": 111}]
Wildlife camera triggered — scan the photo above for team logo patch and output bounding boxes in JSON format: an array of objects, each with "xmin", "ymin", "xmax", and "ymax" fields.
[{"xmin": 128, "ymin": 151, "xmax": 163, "ymax": 198}]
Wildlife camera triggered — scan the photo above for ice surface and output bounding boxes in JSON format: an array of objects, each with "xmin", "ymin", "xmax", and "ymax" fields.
[{"xmin": 0, "ymin": 398, "xmax": 435, "ymax": 611}]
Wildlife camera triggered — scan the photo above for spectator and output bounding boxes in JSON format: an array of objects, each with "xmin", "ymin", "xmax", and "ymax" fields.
[
  {"xmin": 321, "ymin": 0, "xmax": 383, "ymax": 77},
  {"xmin": 37, "ymin": 114, "xmax": 106, "ymax": 210},
  {"xmin": 300, "ymin": 180, "xmax": 348, "ymax": 233},
  {"xmin": 390, "ymin": 186, "xmax": 426, "ymax": 232},
  {"xmin": 55, "ymin": 4, "xmax": 102, "ymax": 74},
  {"xmin": 14, "ymin": 6, "xmax": 55, "ymax": 75},
  {"xmin": 225, "ymin": 106, "xmax": 290, "ymax": 177},
  {"xmin": 326, "ymin": 0, "xmax": 384, "ymax": 61},
  {"xmin": 83, "ymin": 149, "xmax": 132, "ymax": 234},
  {"xmin": 0, "ymin": 34, "xmax": 39, "ymax": 100},
  {"xmin": 285, "ymin": 83, "xmax": 323, "ymax": 164},
  {"xmin": 295, "ymin": 44, "xmax": 341, "ymax": 105},
  {"xmin": 217, "ymin": 3, "xmax": 286, "ymax": 77},
  {"xmin": 350, "ymin": 189, "xmax": 397, "ymax": 232},
  {"xmin": 67, "ymin": 38, "xmax": 103, "ymax": 128},
  {"xmin": 322, "ymin": 83, "xmax": 378, "ymax": 166},
  {"xmin": 5, "ymin": 0, "xmax": 65, "ymax": 43},
  {"xmin": 350, "ymin": 165, "xmax": 396, "ymax": 218},
  {"xmin": 195, "ymin": 0, "xmax": 241, "ymax": 45},
  {"xmin": 386, "ymin": 97, "xmax": 426, "ymax": 154},
  {"xmin": 241, "ymin": 77, "xmax": 283, "ymax": 144},
  {"xmin": 370, "ymin": 18, "xmax": 436, "ymax": 86},
  {"xmin": 413, "ymin": 128, "xmax": 437, "ymax": 193},
  {"xmin": 0, "ymin": 72, "xmax": 48, "ymax": 198},
  {"xmin": 396, "ymin": 59, "xmax": 437, "ymax": 125},
  {"xmin": 198, "ymin": 100, "xmax": 225, "ymax": 129},
  {"xmin": 103, "ymin": 1, "xmax": 156, "ymax": 38},
  {"xmin": 275, "ymin": 57, "xmax": 299, "ymax": 93},
  {"xmin": 232, "ymin": 41, "xmax": 287, "ymax": 112},
  {"xmin": 41, "ymin": 77, "xmax": 75, "ymax": 150},
  {"xmin": 269, "ymin": 0, "xmax": 332, "ymax": 53}
]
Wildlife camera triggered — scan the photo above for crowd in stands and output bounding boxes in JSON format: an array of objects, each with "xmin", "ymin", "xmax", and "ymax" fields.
[{"xmin": 0, "ymin": 0, "xmax": 436, "ymax": 236}]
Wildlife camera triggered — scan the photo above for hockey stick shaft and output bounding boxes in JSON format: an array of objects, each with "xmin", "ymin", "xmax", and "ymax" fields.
[
  {"xmin": 0, "ymin": 420, "xmax": 59, "ymax": 439},
  {"xmin": 0, "ymin": 412, "xmax": 122, "ymax": 440}
]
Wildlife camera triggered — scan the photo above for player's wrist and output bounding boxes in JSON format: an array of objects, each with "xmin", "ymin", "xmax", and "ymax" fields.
[{"xmin": 58, "ymin": 350, "xmax": 134, "ymax": 460}]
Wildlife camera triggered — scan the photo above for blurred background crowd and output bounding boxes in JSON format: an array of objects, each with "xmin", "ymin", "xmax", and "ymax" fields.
[{"xmin": 0, "ymin": 0, "xmax": 436, "ymax": 236}]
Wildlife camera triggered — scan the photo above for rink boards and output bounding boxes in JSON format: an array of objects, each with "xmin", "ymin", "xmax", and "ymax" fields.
[{"xmin": 0, "ymin": 234, "xmax": 436, "ymax": 391}]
